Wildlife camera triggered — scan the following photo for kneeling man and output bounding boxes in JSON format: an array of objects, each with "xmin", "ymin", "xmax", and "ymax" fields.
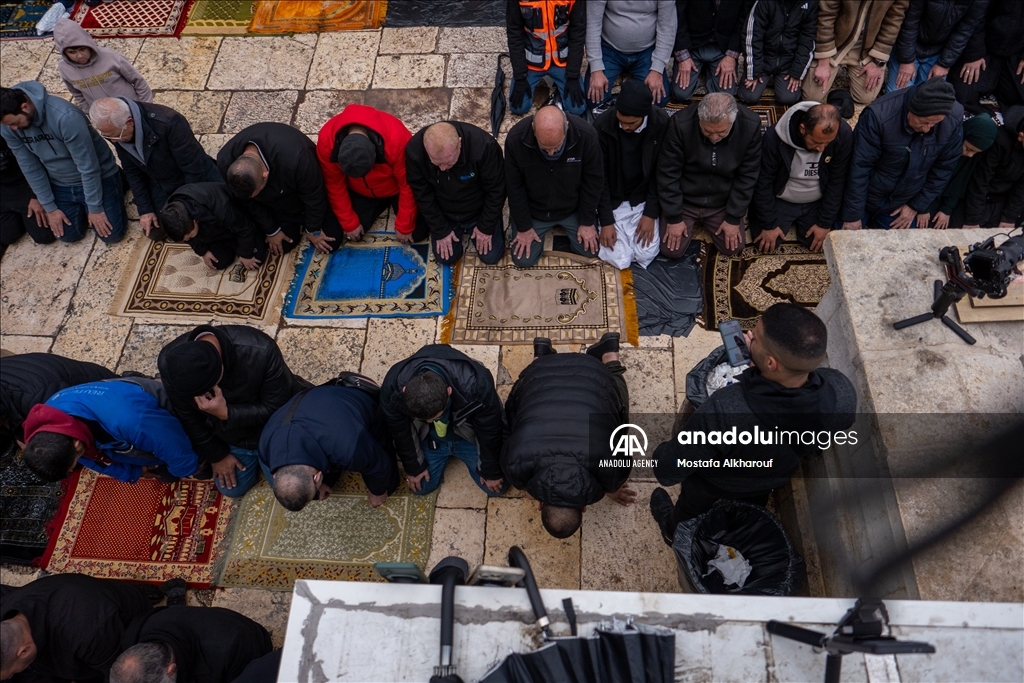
[{"xmin": 159, "ymin": 182, "xmax": 264, "ymax": 272}]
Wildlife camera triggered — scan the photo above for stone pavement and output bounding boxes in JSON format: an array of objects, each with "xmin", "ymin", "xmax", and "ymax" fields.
[{"xmin": 0, "ymin": 27, "xmax": 729, "ymax": 644}]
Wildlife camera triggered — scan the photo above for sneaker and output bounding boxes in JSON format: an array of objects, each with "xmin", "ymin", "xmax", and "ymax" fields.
[
  {"xmin": 650, "ymin": 488, "xmax": 677, "ymax": 546},
  {"xmin": 585, "ymin": 332, "xmax": 620, "ymax": 360},
  {"xmin": 160, "ymin": 578, "xmax": 187, "ymax": 606},
  {"xmin": 533, "ymin": 337, "xmax": 555, "ymax": 358}
]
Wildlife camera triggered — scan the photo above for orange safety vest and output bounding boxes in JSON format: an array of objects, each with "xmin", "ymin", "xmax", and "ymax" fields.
[{"xmin": 518, "ymin": 0, "xmax": 576, "ymax": 72}]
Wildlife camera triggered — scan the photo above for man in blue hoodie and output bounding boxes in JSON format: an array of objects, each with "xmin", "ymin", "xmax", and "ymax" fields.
[{"xmin": 0, "ymin": 83, "xmax": 126, "ymax": 244}]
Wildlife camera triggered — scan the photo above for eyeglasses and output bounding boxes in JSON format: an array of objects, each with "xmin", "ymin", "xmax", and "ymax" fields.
[{"xmin": 100, "ymin": 119, "xmax": 131, "ymax": 141}]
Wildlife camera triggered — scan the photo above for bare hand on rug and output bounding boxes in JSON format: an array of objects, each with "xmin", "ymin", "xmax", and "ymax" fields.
[
  {"xmin": 606, "ymin": 483, "xmax": 637, "ymax": 506},
  {"xmin": 578, "ymin": 224, "xmax": 600, "ymax": 254},
  {"xmin": 435, "ymin": 230, "xmax": 460, "ymax": 261},
  {"xmin": 89, "ymin": 211, "xmax": 113, "ymax": 238},
  {"xmin": 195, "ymin": 386, "xmax": 229, "ymax": 420},
  {"xmin": 267, "ymin": 231, "xmax": 294, "ymax": 255},
  {"xmin": 46, "ymin": 208, "xmax": 71, "ymax": 238},
  {"xmin": 755, "ymin": 228, "xmax": 785, "ymax": 253},
  {"xmin": 27, "ymin": 199, "xmax": 46, "ymax": 227},
  {"xmin": 663, "ymin": 220, "xmax": 689, "ymax": 252},
  {"xmin": 888, "ymin": 204, "xmax": 917, "ymax": 230},
  {"xmin": 482, "ymin": 477, "xmax": 504, "ymax": 493},
  {"xmin": 406, "ymin": 470, "xmax": 430, "ymax": 492},
  {"xmin": 202, "ymin": 251, "xmax": 220, "ymax": 269},
  {"xmin": 346, "ymin": 225, "xmax": 365, "ymax": 241},
  {"xmin": 472, "ymin": 227, "xmax": 492, "ymax": 254},
  {"xmin": 140, "ymin": 213, "xmax": 160, "ymax": 237},
  {"xmin": 212, "ymin": 454, "xmax": 245, "ymax": 490},
  {"xmin": 512, "ymin": 228, "xmax": 542, "ymax": 260},
  {"xmin": 239, "ymin": 256, "xmax": 262, "ymax": 271},
  {"xmin": 395, "ymin": 230, "xmax": 415, "ymax": 244},
  {"xmin": 306, "ymin": 231, "xmax": 336, "ymax": 254},
  {"xmin": 807, "ymin": 225, "xmax": 830, "ymax": 251},
  {"xmin": 600, "ymin": 224, "xmax": 618, "ymax": 249},
  {"xmin": 719, "ymin": 220, "xmax": 743, "ymax": 252},
  {"xmin": 367, "ymin": 491, "xmax": 388, "ymax": 507},
  {"xmin": 637, "ymin": 216, "xmax": 656, "ymax": 247}
]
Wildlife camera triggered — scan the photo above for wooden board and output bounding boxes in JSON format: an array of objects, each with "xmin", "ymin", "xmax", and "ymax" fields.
[{"xmin": 953, "ymin": 247, "xmax": 1024, "ymax": 323}]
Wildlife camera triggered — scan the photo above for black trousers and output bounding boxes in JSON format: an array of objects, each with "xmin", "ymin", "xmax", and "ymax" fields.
[
  {"xmin": 949, "ymin": 53, "xmax": 1024, "ymax": 114},
  {"xmin": 0, "ymin": 180, "xmax": 55, "ymax": 256},
  {"xmin": 348, "ymin": 190, "xmax": 429, "ymax": 241},
  {"xmin": 671, "ymin": 476, "xmax": 772, "ymax": 525}
]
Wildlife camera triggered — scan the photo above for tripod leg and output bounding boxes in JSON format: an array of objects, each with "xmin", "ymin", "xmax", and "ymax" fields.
[
  {"xmin": 941, "ymin": 316, "xmax": 977, "ymax": 344},
  {"xmin": 933, "ymin": 279, "xmax": 942, "ymax": 301},
  {"xmin": 893, "ymin": 313, "xmax": 935, "ymax": 330},
  {"xmin": 824, "ymin": 654, "xmax": 843, "ymax": 683}
]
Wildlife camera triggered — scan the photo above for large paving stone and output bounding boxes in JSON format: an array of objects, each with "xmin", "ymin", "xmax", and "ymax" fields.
[
  {"xmin": 115, "ymin": 323, "xmax": 193, "ymax": 376},
  {"xmin": 427, "ymin": 507, "xmax": 486, "ymax": 573},
  {"xmin": 436, "ymin": 26, "xmax": 507, "ymax": 54},
  {"xmin": 135, "ymin": 37, "xmax": 221, "ymax": 90},
  {"xmin": 0, "ymin": 335, "xmax": 53, "ymax": 355},
  {"xmin": 671, "ymin": 327, "xmax": 723, "ymax": 397},
  {"xmin": 35, "ymin": 51, "xmax": 68, "ymax": 101},
  {"xmin": 445, "ymin": 53, "xmax": 500, "ymax": 89},
  {"xmin": 617, "ymin": 347, "xmax": 676, "ymax": 415},
  {"xmin": 371, "ymin": 54, "xmax": 446, "ymax": 90},
  {"xmin": 306, "ymin": 32, "xmax": 380, "ymax": 91},
  {"xmin": 275, "ymin": 326, "xmax": 365, "ymax": 385},
  {"xmin": 359, "ymin": 318, "xmax": 437, "ymax": 383},
  {"xmin": 222, "ymin": 90, "xmax": 298, "ymax": 133},
  {"xmin": 153, "ymin": 91, "xmax": 230, "ymax": 135},
  {"xmin": 483, "ymin": 497, "xmax": 580, "ymax": 590},
  {"xmin": 0, "ymin": 40, "xmax": 53, "ymax": 86},
  {"xmin": 363, "ymin": 88, "xmax": 451, "ymax": 136},
  {"xmin": 208, "ymin": 35, "xmax": 316, "ymax": 90},
  {"xmin": 211, "ymin": 587, "xmax": 293, "ymax": 648},
  {"xmin": 96, "ymin": 37, "xmax": 145, "ymax": 63},
  {"xmin": 294, "ymin": 90, "xmax": 365, "ymax": 134},
  {"xmin": 496, "ymin": 344, "xmax": 583, "ymax": 385},
  {"xmin": 199, "ymin": 134, "xmax": 233, "ymax": 159},
  {"xmin": 379, "ymin": 27, "xmax": 438, "ymax": 54},
  {"xmin": 435, "ymin": 458, "xmax": 489, "ymax": 510},
  {"xmin": 448, "ymin": 88, "xmax": 492, "ymax": 131},
  {"xmin": 580, "ymin": 481, "xmax": 680, "ymax": 593},
  {"xmin": 1, "ymin": 236, "xmax": 94, "ymax": 337},
  {"xmin": 449, "ymin": 344, "xmax": 500, "ymax": 379}
]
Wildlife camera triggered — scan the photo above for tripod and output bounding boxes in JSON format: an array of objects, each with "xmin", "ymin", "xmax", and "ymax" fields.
[
  {"xmin": 893, "ymin": 278, "xmax": 976, "ymax": 344},
  {"xmin": 767, "ymin": 599, "xmax": 935, "ymax": 683}
]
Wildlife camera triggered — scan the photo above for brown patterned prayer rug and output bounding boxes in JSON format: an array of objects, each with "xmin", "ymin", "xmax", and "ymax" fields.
[
  {"xmin": 698, "ymin": 239, "xmax": 830, "ymax": 331},
  {"xmin": 666, "ymin": 93, "xmax": 786, "ymax": 132},
  {"xmin": 248, "ymin": 0, "xmax": 386, "ymax": 33}
]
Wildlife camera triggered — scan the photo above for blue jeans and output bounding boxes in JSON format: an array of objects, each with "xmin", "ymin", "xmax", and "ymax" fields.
[
  {"xmin": 511, "ymin": 65, "xmax": 588, "ymax": 116},
  {"xmin": 415, "ymin": 437, "xmax": 509, "ymax": 497},
  {"xmin": 585, "ymin": 42, "xmax": 670, "ymax": 107},
  {"xmin": 884, "ymin": 54, "xmax": 942, "ymax": 93},
  {"xmin": 50, "ymin": 173, "xmax": 127, "ymax": 243},
  {"xmin": 215, "ymin": 446, "xmax": 263, "ymax": 498},
  {"xmin": 511, "ymin": 214, "xmax": 596, "ymax": 267},
  {"xmin": 671, "ymin": 44, "xmax": 738, "ymax": 101}
]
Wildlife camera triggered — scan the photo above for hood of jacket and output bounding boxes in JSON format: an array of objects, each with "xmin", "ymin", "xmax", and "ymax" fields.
[
  {"xmin": 15, "ymin": 80, "xmax": 50, "ymax": 129},
  {"xmin": 53, "ymin": 18, "xmax": 99, "ymax": 67},
  {"xmin": 775, "ymin": 101, "xmax": 816, "ymax": 149}
]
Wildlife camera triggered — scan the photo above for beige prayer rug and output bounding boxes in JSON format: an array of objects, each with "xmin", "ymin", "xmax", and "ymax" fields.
[
  {"xmin": 441, "ymin": 252, "xmax": 639, "ymax": 345},
  {"xmin": 215, "ymin": 474, "xmax": 436, "ymax": 590},
  {"xmin": 112, "ymin": 239, "xmax": 292, "ymax": 324}
]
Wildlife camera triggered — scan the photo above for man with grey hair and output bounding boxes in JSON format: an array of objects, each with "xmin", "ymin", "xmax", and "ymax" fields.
[
  {"xmin": 89, "ymin": 97, "xmax": 220, "ymax": 240},
  {"xmin": 656, "ymin": 92, "xmax": 762, "ymax": 258}
]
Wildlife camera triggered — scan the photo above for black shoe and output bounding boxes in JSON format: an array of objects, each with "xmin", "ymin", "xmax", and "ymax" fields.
[
  {"xmin": 160, "ymin": 578, "xmax": 187, "ymax": 606},
  {"xmin": 533, "ymin": 337, "xmax": 555, "ymax": 358},
  {"xmin": 586, "ymin": 332, "xmax": 620, "ymax": 360},
  {"xmin": 650, "ymin": 488, "xmax": 677, "ymax": 546}
]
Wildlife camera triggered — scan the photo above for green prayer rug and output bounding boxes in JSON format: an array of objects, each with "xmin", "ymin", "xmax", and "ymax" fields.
[
  {"xmin": 181, "ymin": 0, "xmax": 254, "ymax": 34},
  {"xmin": 215, "ymin": 473, "xmax": 436, "ymax": 590}
]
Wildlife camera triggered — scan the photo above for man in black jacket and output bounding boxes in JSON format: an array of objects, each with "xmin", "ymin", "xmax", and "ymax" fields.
[
  {"xmin": 671, "ymin": 0, "xmax": 749, "ymax": 102},
  {"xmin": 947, "ymin": 1, "xmax": 1023, "ymax": 114},
  {"xmin": 405, "ymin": 121, "xmax": 506, "ymax": 265},
  {"xmin": 964, "ymin": 117, "xmax": 1024, "ymax": 229},
  {"xmin": 157, "ymin": 325, "xmax": 308, "ymax": 498},
  {"xmin": 650, "ymin": 304, "xmax": 856, "ymax": 538},
  {"xmin": 111, "ymin": 607, "xmax": 271, "ymax": 683},
  {"xmin": 218, "ymin": 122, "xmax": 343, "ymax": 257},
  {"xmin": 0, "ymin": 573, "xmax": 152, "ymax": 683},
  {"xmin": 751, "ymin": 102, "xmax": 853, "ymax": 253},
  {"xmin": 506, "ymin": 0, "xmax": 587, "ymax": 116},
  {"xmin": 380, "ymin": 345, "xmax": 506, "ymax": 497},
  {"xmin": 158, "ymin": 182, "xmax": 264, "ymax": 272},
  {"xmin": 593, "ymin": 81, "xmax": 668, "ymax": 270},
  {"xmin": 0, "ymin": 136, "xmax": 52, "ymax": 259},
  {"xmin": 89, "ymin": 97, "xmax": 221, "ymax": 241},
  {"xmin": 503, "ymin": 333, "xmax": 636, "ymax": 538},
  {"xmin": 0, "ymin": 352, "xmax": 115, "ymax": 448},
  {"xmin": 738, "ymin": 0, "xmax": 818, "ymax": 106},
  {"xmin": 504, "ymin": 105, "xmax": 603, "ymax": 267},
  {"xmin": 887, "ymin": 0, "xmax": 988, "ymax": 94},
  {"xmin": 656, "ymin": 92, "xmax": 761, "ymax": 258}
]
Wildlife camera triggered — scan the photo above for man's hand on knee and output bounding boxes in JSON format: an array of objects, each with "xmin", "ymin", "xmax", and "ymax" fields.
[
  {"xmin": 662, "ymin": 220, "xmax": 688, "ymax": 253},
  {"xmin": 754, "ymin": 227, "xmax": 784, "ymax": 253},
  {"xmin": 406, "ymin": 469, "xmax": 430, "ymax": 492},
  {"xmin": 719, "ymin": 220, "xmax": 743, "ymax": 252}
]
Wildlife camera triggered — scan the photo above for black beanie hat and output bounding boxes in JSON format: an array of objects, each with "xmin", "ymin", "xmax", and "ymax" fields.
[
  {"xmin": 908, "ymin": 79, "xmax": 956, "ymax": 117},
  {"xmin": 338, "ymin": 133, "xmax": 376, "ymax": 178},
  {"xmin": 164, "ymin": 341, "xmax": 222, "ymax": 396},
  {"xmin": 615, "ymin": 80, "xmax": 653, "ymax": 118},
  {"xmin": 826, "ymin": 89, "xmax": 854, "ymax": 119}
]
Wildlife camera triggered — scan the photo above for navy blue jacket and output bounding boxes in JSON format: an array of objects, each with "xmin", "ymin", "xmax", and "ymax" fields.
[
  {"xmin": 843, "ymin": 85, "xmax": 963, "ymax": 221},
  {"xmin": 259, "ymin": 385, "xmax": 397, "ymax": 496}
]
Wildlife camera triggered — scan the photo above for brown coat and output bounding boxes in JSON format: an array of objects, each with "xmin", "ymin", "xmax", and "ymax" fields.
[{"xmin": 814, "ymin": 0, "xmax": 909, "ymax": 64}]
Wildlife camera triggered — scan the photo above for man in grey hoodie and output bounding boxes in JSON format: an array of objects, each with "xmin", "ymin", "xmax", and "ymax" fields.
[{"xmin": 1, "ymin": 83, "xmax": 127, "ymax": 244}]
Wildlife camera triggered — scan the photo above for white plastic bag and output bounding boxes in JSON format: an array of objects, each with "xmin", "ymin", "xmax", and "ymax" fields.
[
  {"xmin": 705, "ymin": 361, "xmax": 749, "ymax": 396},
  {"xmin": 704, "ymin": 543, "xmax": 753, "ymax": 589},
  {"xmin": 35, "ymin": 3, "xmax": 69, "ymax": 36}
]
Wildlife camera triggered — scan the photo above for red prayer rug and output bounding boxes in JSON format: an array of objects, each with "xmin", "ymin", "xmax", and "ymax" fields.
[
  {"xmin": 71, "ymin": 0, "xmax": 194, "ymax": 38},
  {"xmin": 39, "ymin": 468, "xmax": 238, "ymax": 587}
]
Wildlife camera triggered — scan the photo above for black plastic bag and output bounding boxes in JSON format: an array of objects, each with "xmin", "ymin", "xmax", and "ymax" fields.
[
  {"xmin": 684, "ymin": 345, "xmax": 729, "ymax": 410},
  {"xmin": 632, "ymin": 248, "xmax": 703, "ymax": 337},
  {"xmin": 673, "ymin": 501, "xmax": 806, "ymax": 596}
]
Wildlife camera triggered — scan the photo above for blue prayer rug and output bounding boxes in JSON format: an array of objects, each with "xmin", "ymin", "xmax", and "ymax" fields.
[{"xmin": 283, "ymin": 232, "xmax": 454, "ymax": 319}]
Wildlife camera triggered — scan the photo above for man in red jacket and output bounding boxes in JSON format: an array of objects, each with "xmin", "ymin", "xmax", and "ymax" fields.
[{"xmin": 316, "ymin": 104, "xmax": 425, "ymax": 243}]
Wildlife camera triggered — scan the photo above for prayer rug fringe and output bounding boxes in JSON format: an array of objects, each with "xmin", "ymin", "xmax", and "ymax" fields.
[
  {"xmin": 438, "ymin": 258, "xmax": 462, "ymax": 345},
  {"xmin": 619, "ymin": 266, "xmax": 640, "ymax": 347}
]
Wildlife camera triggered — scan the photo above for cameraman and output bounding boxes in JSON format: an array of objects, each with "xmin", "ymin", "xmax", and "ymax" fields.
[{"xmin": 649, "ymin": 303, "xmax": 856, "ymax": 543}]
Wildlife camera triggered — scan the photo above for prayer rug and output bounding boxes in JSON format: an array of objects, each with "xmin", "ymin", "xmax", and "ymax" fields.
[
  {"xmin": 71, "ymin": 0, "xmax": 193, "ymax": 38},
  {"xmin": 0, "ymin": 442, "xmax": 64, "ymax": 565},
  {"xmin": 248, "ymin": 0, "xmax": 386, "ymax": 33},
  {"xmin": 215, "ymin": 474, "xmax": 436, "ymax": 590},
  {"xmin": 440, "ymin": 251, "xmax": 639, "ymax": 345},
  {"xmin": 282, "ymin": 232, "xmax": 453, "ymax": 319},
  {"xmin": 666, "ymin": 94, "xmax": 786, "ymax": 131},
  {"xmin": 384, "ymin": 0, "xmax": 504, "ymax": 27},
  {"xmin": 181, "ymin": 0, "xmax": 254, "ymax": 34},
  {"xmin": 111, "ymin": 239, "xmax": 292, "ymax": 324},
  {"xmin": 698, "ymin": 240, "xmax": 830, "ymax": 331},
  {"xmin": 0, "ymin": 0, "xmax": 80, "ymax": 39},
  {"xmin": 40, "ymin": 469, "xmax": 238, "ymax": 587}
]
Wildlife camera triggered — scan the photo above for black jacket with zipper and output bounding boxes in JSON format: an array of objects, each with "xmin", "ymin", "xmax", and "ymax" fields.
[
  {"xmin": 743, "ymin": 0, "xmax": 819, "ymax": 81},
  {"xmin": 750, "ymin": 110, "xmax": 853, "ymax": 235},
  {"xmin": 380, "ymin": 345, "xmax": 505, "ymax": 479},
  {"xmin": 405, "ymin": 120, "xmax": 506, "ymax": 238},
  {"xmin": 959, "ymin": 0, "xmax": 1024, "ymax": 63},
  {"xmin": 166, "ymin": 182, "xmax": 261, "ymax": 259},
  {"xmin": 674, "ymin": 0, "xmax": 751, "ymax": 55},
  {"xmin": 656, "ymin": 102, "xmax": 762, "ymax": 225},
  {"xmin": 504, "ymin": 113, "xmax": 603, "ymax": 232},
  {"xmin": 593, "ymin": 105, "xmax": 669, "ymax": 226},
  {"xmin": 116, "ymin": 100, "xmax": 221, "ymax": 216},
  {"xmin": 965, "ymin": 125, "xmax": 1024, "ymax": 225},
  {"xmin": 894, "ymin": 0, "xmax": 988, "ymax": 68}
]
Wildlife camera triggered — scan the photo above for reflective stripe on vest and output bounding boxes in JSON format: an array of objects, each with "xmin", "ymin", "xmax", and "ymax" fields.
[{"xmin": 519, "ymin": 0, "xmax": 575, "ymax": 72}]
